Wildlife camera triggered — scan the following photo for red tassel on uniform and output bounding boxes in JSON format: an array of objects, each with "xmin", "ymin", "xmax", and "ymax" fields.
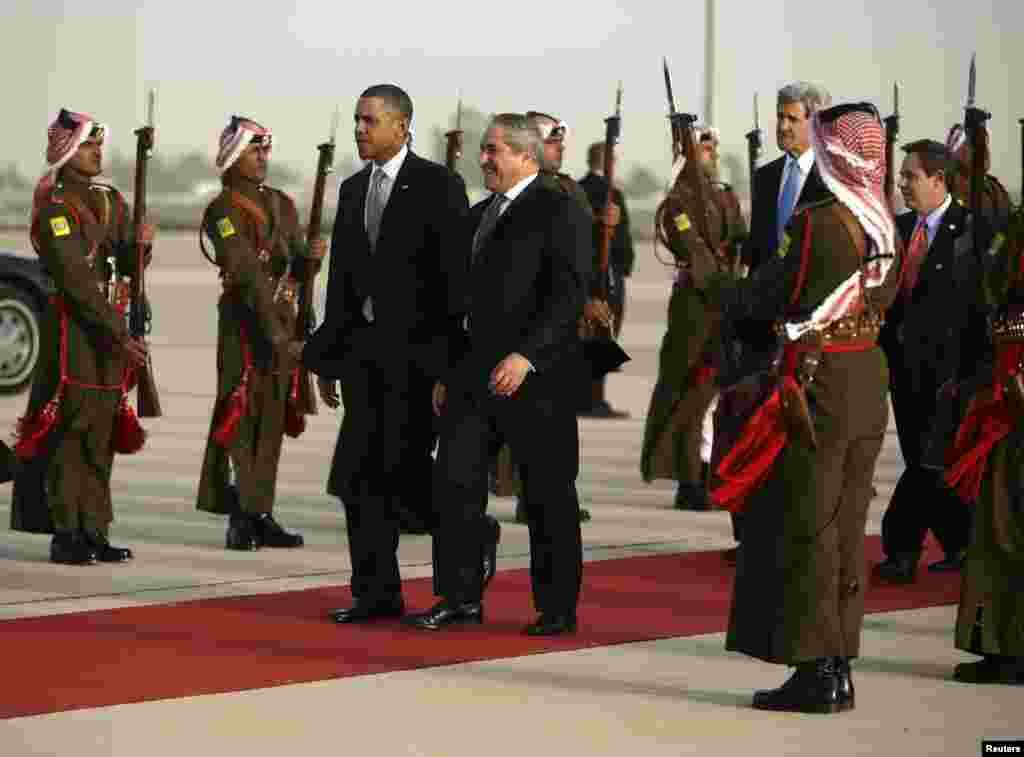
[
  {"xmin": 14, "ymin": 385, "xmax": 64, "ymax": 460},
  {"xmin": 212, "ymin": 372, "xmax": 249, "ymax": 448},
  {"xmin": 114, "ymin": 396, "xmax": 147, "ymax": 454},
  {"xmin": 284, "ymin": 367, "xmax": 306, "ymax": 439}
]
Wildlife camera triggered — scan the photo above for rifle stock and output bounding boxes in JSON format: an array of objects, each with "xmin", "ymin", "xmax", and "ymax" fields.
[
  {"xmin": 745, "ymin": 93, "xmax": 762, "ymax": 208},
  {"xmin": 444, "ymin": 128, "xmax": 463, "ymax": 174},
  {"xmin": 130, "ymin": 114, "xmax": 161, "ymax": 418},
  {"xmin": 1019, "ymin": 118, "xmax": 1023, "ymax": 206},
  {"xmin": 596, "ymin": 86, "xmax": 622, "ymax": 295},
  {"xmin": 965, "ymin": 104, "xmax": 990, "ymax": 262},
  {"xmin": 296, "ymin": 136, "xmax": 336, "ymax": 415},
  {"xmin": 883, "ymin": 84, "xmax": 900, "ymax": 213}
]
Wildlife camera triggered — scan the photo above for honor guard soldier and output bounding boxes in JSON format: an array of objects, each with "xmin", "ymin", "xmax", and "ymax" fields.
[
  {"xmin": 11, "ymin": 110, "xmax": 153, "ymax": 564},
  {"xmin": 197, "ymin": 116, "xmax": 325, "ymax": 550}
]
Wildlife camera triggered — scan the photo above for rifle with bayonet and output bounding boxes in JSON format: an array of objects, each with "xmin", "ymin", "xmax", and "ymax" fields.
[
  {"xmin": 296, "ymin": 108, "xmax": 340, "ymax": 417},
  {"xmin": 884, "ymin": 83, "xmax": 900, "ymax": 212},
  {"xmin": 580, "ymin": 84, "xmax": 630, "ymax": 379},
  {"xmin": 663, "ymin": 57, "xmax": 711, "ymax": 246},
  {"xmin": 444, "ymin": 94, "xmax": 464, "ymax": 176},
  {"xmin": 963, "ymin": 54, "xmax": 990, "ymax": 263},
  {"xmin": 745, "ymin": 93, "xmax": 762, "ymax": 208},
  {"xmin": 1019, "ymin": 117, "xmax": 1023, "ymax": 208},
  {"xmin": 130, "ymin": 89, "xmax": 161, "ymax": 418},
  {"xmin": 596, "ymin": 82, "xmax": 622, "ymax": 285}
]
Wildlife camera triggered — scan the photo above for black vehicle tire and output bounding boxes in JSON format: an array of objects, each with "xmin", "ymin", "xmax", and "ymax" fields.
[{"xmin": 0, "ymin": 283, "xmax": 42, "ymax": 394}]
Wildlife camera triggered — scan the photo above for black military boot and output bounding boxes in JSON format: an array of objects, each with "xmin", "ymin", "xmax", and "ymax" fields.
[
  {"xmin": 50, "ymin": 531, "xmax": 97, "ymax": 565},
  {"xmin": 752, "ymin": 658, "xmax": 848, "ymax": 714},
  {"xmin": 482, "ymin": 514, "xmax": 501, "ymax": 588},
  {"xmin": 834, "ymin": 657, "xmax": 855, "ymax": 708},
  {"xmin": 253, "ymin": 513, "xmax": 304, "ymax": 548},
  {"xmin": 84, "ymin": 531, "xmax": 133, "ymax": 562},
  {"xmin": 225, "ymin": 511, "xmax": 259, "ymax": 551}
]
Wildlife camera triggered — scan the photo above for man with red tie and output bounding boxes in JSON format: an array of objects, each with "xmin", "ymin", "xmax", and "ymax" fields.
[{"xmin": 874, "ymin": 139, "xmax": 983, "ymax": 583}]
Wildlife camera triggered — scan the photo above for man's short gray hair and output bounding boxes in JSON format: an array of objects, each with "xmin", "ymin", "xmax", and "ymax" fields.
[
  {"xmin": 777, "ymin": 82, "xmax": 832, "ymax": 116},
  {"xmin": 487, "ymin": 113, "xmax": 542, "ymax": 163}
]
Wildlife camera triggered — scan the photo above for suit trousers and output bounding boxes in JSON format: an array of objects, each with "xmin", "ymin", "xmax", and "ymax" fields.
[
  {"xmin": 882, "ymin": 373, "xmax": 971, "ymax": 559},
  {"xmin": 434, "ymin": 379, "xmax": 583, "ymax": 614},
  {"xmin": 328, "ymin": 331, "xmax": 435, "ymax": 601}
]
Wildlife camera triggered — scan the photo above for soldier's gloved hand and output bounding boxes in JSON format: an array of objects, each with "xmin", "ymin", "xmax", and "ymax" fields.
[
  {"xmin": 123, "ymin": 337, "xmax": 148, "ymax": 369},
  {"xmin": 138, "ymin": 223, "xmax": 157, "ymax": 245}
]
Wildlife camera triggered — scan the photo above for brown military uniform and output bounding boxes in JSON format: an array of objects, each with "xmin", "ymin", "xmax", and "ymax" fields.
[
  {"xmin": 951, "ymin": 219, "xmax": 1024, "ymax": 671},
  {"xmin": 196, "ymin": 178, "xmax": 316, "ymax": 516},
  {"xmin": 641, "ymin": 180, "xmax": 745, "ymax": 487},
  {"xmin": 11, "ymin": 177, "xmax": 141, "ymax": 536},
  {"xmin": 709, "ymin": 195, "xmax": 900, "ymax": 664}
]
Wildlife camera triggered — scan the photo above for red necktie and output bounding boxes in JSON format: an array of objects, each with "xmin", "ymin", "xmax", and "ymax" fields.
[{"xmin": 900, "ymin": 219, "xmax": 929, "ymax": 300}]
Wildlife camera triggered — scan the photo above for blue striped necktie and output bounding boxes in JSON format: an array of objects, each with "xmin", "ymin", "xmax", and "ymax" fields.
[{"xmin": 777, "ymin": 160, "xmax": 802, "ymax": 247}]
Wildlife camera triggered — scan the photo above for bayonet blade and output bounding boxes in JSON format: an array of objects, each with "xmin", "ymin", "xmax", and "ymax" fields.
[
  {"xmin": 662, "ymin": 57, "xmax": 677, "ymax": 114},
  {"xmin": 967, "ymin": 52, "xmax": 976, "ymax": 107},
  {"xmin": 615, "ymin": 81, "xmax": 623, "ymax": 117},
  {"xmin": 146, "ymin": 88, "xmax": 156, "ymax": 129},
  {"xmin": 754, "ymin": 92, "xmax": 759, "ymax": 131},
  {"xmin": 328, "ymin": 105, "xmax": 340, "ymax": 146},
  {"xmin": 456, "ymin": 91, "xmax": 463, "ymax": 131},
  {"xmin": 894, "ymin": 82, "xmax": 899, "ymax": 117}
]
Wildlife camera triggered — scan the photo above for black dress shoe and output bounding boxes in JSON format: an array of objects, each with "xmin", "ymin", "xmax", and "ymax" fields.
[
  {"xmin": 871, "ymin": 554, "xmax": 918, "ymax": 584},
  {"xmin": 834, "ymin": 657, "xmax": 855, "ymax": 707},
  {"xmin": 50, "ymin": 532, "xmax": 97, "ymax": 566},
  {"xmin": 722, "ymin": 546, "xmax": 739, "ymax": 565},
  {"xmin": 253, "ymin": 514, "xmax": 304, "ymax": 548},
  {"xmin": 483, "ymin": 515, "xmax": 501, "ymax": 588},
  {"xmin": 523, "ymin": 613, "xmax": 577, "ymax": 636},
  {"xmin": 225, "ymin": 513, "xmax": 259, "ymax": 551},
  {"xmin": 402, "ymin": 600, "xmax": 483, "ymax": 631},
  {"xmin": 84, "ymin": 533, "xmax": 133, "ymax": 563},
  {"xmin": 927, "ymin": 550, "xmax": 965, "ymax": 573},
  {"xmin": 674, "ymin": 481, "xmax": 712, "ymax": 511},
  {"xmin": 330, "ymin": 597, "xmax": 405, "ymax": 624},
  {"xmin": 953, "ymin": 656, "xmax": 1024, "ymax": 685},
  {"xmin": 752, "ymin": 659, "xmax": 850, "ymax": 714}
]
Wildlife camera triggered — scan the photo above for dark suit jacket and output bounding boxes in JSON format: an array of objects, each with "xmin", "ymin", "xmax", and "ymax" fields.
[
  {"xmin": 746, "ymin": 154, "xmax": 828, "ymax": 271},
  {"xmin": 447, "ymin": 176, "xmax": 591, "ymax": 398},
  {"xmin": 879, "ymin": 200, "xmax": 990, "ymax": 462},
  {"xmin": 304, "ymin": 150, "xmax": 469, "ymax": 381}
]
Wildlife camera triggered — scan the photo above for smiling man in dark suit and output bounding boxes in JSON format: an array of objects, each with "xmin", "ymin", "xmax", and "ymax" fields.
[
  {"xmin": 302, "ymin": 84, "xmax": 472, "ymax": 623},
  {"xmin": 874, "ymin": 139, "xmax": 982, "ymax": 583},
  {"xmin": 404, "ymin": 113, "xmax": 591, "ymax": 636}
]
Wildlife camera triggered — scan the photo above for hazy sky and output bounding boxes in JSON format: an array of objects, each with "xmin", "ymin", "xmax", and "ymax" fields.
[{"xmin": 2, "ymin": 0, "xmax": 1021, "ymax": 197}]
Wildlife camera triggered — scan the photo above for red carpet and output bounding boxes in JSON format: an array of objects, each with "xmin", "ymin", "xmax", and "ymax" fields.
[{"xmin": 0, "ymin": 534, "xmax": 958, "ymax": 720}]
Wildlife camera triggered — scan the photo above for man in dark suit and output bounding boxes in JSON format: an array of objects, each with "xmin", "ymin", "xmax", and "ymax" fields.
[
  {"xmin": 302, "ymin": 84, "xmax": 472, "ymax": 623},
  {"xmin": 403, "ymin": 113, "xmax": 591, "ymax": 636},
  {"xmin": 745, "ymin": 82, "xmax": 832, "ymax": 272},
  {"xmin": 874, "ymin": 139, "xmax": 982, "ymax": 583}
]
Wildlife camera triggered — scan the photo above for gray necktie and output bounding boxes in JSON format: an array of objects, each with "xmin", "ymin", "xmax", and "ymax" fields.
[
  {"xmin": 366, "ymin": 168, "xmax": 388, "ymax": 249},
  {"xmin": 473, "ymin": 194, "xmax": 506, "ymax": 260}
]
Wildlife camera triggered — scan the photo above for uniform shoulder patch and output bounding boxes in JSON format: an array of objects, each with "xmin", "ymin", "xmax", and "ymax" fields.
[
  {"xmin": 49, "ymin": 216, "xmax": 71, "ymax": 237},
  {"xmin": 777, "ymin": 231, "xmax": 792, "ymax": 258},
  {"xmin": 674, "ymin": 213, "xmax": 692, "ymax": 232},
  {"xmin": 216, "ymin": 217, "xmax": 237, "ymax": 238}
]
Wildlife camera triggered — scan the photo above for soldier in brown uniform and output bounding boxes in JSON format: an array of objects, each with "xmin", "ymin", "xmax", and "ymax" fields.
[
  {"xmin": 706, "ymin": 104, "xmax": 901, "ymax": 713},
  {"xmin": 641, "ymin": 127, "xmax": 746, "ymax": 510},
  {"xmin": 943, "ymin": 205, "xmax": 1024, "ymax": 685},
  {"xmin": 197, "ymin": 116, "xmax": 326, "ymax": 550},
  {"xmin": 11, "ymin": 109, "xmax": 152, "ymax": 564}
]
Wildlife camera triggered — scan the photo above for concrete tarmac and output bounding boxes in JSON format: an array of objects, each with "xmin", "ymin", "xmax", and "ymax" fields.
[{"xmin": 0, "ymin": 231, "xmax": 1016, "ymax": 755}]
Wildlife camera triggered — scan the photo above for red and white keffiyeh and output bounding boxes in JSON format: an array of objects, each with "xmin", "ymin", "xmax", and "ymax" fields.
[
  {"xmin": 216, "ymin": 117, "xmax": 274, "ymax": 174},
  {"xmin": 31, "ymin": 109, "xmax": 109, "ymax": 228},
  {"xmin": 783, "ymin": 106, "xmax": 896, "ymax": 341}
]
